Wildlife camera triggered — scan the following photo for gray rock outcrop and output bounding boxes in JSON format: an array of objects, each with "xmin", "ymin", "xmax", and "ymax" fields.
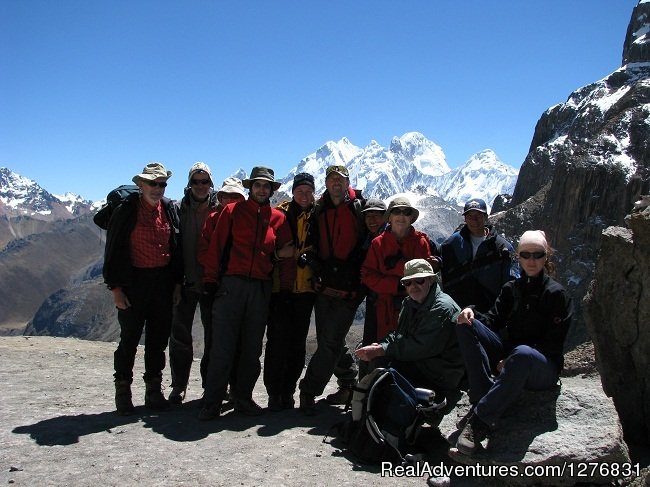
[
  {"xmin": 440, "ymin": 376, "xmax": 631, "ymax": 486},
  {"xmin": 583, "ymin": 204, "xmax": 650, "ymax": 445},
  {"xmin": 491, "ymin": 1, "xmax": 650, "ymax": 349}
]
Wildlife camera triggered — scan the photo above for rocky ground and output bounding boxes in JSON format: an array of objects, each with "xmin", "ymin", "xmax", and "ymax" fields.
[
  {"xmin": 0, "ymin": 336, "xmax": 447, "ymax": 487},
  {"xmin": 1, "ymin": 336, "xmax": 648, "ymax": 487}
]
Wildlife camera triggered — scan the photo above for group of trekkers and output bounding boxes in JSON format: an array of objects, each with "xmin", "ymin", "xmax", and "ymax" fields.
[{"xmin": 101, "ymin": 161, "xmax": 573, "ymax": 457}]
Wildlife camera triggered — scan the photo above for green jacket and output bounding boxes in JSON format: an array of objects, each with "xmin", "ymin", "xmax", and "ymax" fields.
[{"xmin": 381, "ymin": 283, "xmax": 465, "ymax": 392}]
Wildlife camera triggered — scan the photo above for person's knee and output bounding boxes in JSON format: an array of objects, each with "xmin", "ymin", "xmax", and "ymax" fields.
[{"xmin": 504, "ymin": 345, "xmax": 537, "ymax": 368}]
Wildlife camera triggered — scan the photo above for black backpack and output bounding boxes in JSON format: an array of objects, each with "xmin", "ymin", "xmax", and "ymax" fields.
[
  {"xmin": 93, "ymin": 185, "xmax": 139, "ymax": 230},
  {"xmin": 332, "ymin": 367, "xmax": 447, "ymax": 465}
]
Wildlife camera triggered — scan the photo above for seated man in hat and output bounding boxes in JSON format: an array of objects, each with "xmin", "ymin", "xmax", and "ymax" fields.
[{"xmin": 355, "ymin": 258, "xmax": 465, "ymax": 402}]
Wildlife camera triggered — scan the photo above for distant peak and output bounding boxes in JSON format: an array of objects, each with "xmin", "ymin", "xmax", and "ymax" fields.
[{"xmin": 623, "ymin": 1, "xmax": 650, "ymax": 65}]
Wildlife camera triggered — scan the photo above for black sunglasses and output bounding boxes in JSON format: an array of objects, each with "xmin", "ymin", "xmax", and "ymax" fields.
[
  {"xmin": 190, "ymin": 178, "xmax": 211, "ymax": 186},
  {"xmin": 145, "ymin": 181, "xmax": 168, "ymax": 188},
  {"xmin": 391, "ymin": 208, "xmax": 413, "ymax": 216},
  {"xmin": 519, "ymin": 251, "xmax": 546, "ymax": 260},
  {"xmin": 403, "ymin": 277, "xmax": 426, "ymax": 287}
]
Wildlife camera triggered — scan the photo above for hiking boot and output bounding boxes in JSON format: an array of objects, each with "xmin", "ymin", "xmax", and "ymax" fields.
[
  {"xmin": 456, "ymin": 415, "xmax": 490, "ymax": 455},
  {"xmin": 234, "ymin": 398, "xmax": 264, "ymax": 416},
  {"xmin": 325, "ymin": 387, "xmax": 353, "ymax": 405},
  {"xmin": 115, "ymin": 379, "xmax": 135, "ymax": 416},
  {"xmin": 299, "ymin": 392, "xmax": 317, "ymax": 416},
  {"xmin": 281, "ymin": 393, "xmax": 295, "ymax": 410},
  {"xmin": 268, "ymin": 395, "xmax": 283, "ymax": 412},
  {"xmin": 144, "ymin": 375, "xmax": 169, "ymax": 411},
  {"xmin": 456, "ymin": 407, "xmax": 475, "ymax": 430},
  {"xmin": 168, "ymin": 386, "xmax": 185, "ymax": 405},
  {"xmin": 198, "ymin": 402, "xmax": 222, "ymax": 421}
]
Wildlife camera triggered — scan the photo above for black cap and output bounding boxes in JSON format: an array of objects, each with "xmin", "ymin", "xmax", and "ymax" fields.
[
  {"xmin": 463, "ymin": 198, "xmax": 488, "ymax": 215},
  {"xmin": 292, "ymin": 172, "xmax": 315, "ymax": 192}
]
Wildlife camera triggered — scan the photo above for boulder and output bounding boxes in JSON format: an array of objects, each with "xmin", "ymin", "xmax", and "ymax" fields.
[
  {"xmin": 438, "ymin": 376, "xmax": 630, "ymax": 486},
  {"xmin": 583, "ymin": 205, "xmax": 650, "ymax": 445}
]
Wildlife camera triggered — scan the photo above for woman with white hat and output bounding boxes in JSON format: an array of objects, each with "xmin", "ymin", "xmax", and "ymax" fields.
[{"xmin": 361, "ymin": 196, "xmax": 437, "ymax": 343}]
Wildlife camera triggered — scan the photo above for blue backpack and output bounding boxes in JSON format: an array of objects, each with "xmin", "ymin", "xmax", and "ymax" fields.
[
  {"xmin": 333, "ymin": 367, "xmax": 447, "ymax": 465},
  {"xmin": 93, "ymin": 185, "xmax": 139, "ymax": 230}
]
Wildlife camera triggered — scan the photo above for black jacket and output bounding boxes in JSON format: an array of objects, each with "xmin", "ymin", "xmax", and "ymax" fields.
[
  {"xmin": 102, "ymin": 193, "xmax": 183, "ymax": 289},
  {"xmin": 475, "ymin": 271, "xmax": 573, "ymax": 371}
]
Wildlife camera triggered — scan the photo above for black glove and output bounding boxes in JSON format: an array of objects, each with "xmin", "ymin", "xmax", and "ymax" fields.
[
  {"xmin": 298, "ymin": 251, "xmax": 322, "ymax": 275},
  {"xmin": 202, "ymin": 282, "xmax": 219, "ymax": 301}
]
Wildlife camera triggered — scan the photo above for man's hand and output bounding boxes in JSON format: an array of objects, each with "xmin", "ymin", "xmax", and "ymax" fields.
[
  {"xmin": 173, "ymin": 284, "xmax": 182, "ymax": 306},
  {"xmin": 111, "ymin": 288, "xmax": 131, "ymax": 310},
  {"xmin": 456, "ymin": 307, "xmax": 475, "ymax": 325},
  {"xmin": 354, "ymin": 343, "xmax": 385, "ymax": 362},
  {"xmin": 275, "ymin": 241, "xmax": 295, "ymax": 259}
]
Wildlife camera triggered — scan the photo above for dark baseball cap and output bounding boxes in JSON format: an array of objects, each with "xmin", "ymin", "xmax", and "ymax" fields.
[{"xmin": 462, "ymin": 198, "xmax": 488, "ymax": 215}]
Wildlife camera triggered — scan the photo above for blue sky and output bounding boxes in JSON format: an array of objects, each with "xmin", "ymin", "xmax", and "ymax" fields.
[{"xmin": 0, "ymin": 0, "xmax": 639, "ymax": 202}]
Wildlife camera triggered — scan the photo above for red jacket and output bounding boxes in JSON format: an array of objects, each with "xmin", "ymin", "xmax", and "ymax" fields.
[
  {"xmin": 317, "ymin": 187, "xmax": 363, "ymax": 261},
  {"xmin": 361, "ymin": 226, "xmax": 433, "ymax": 340},
  {"xmin": 202, "ymin": 199, "xmax": 295, "ymax": 290}
]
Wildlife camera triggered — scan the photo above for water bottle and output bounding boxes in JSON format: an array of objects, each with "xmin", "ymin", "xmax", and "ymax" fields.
[{"xmin": 414, "ymin": 387, "xmax": 435, "ymax": 403}]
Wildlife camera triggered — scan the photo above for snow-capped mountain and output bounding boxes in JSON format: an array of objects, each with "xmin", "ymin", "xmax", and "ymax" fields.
[
  {"xmin": 277, "ymin": 137, "xmax": 364, "ymax": 195},
  {"xmin": 277, "ymin": 132, "xmax": 517, "ymax": 209},
  {"xmin": 438, "ymin": 149, "xmax": 519, "ymax": 211},
  {"xmin": 0, "ymin": 167, "xmax": 93, "ymax": 219}
]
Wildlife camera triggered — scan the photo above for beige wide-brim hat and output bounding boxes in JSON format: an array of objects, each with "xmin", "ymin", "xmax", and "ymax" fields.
[
  {"xmin": 242, "ymin": 166, "xmax": 281, "ymax": 191},
  {"xmin": 132, "ymin": 162, "xmax": 172, "ymax": 184},
  {"xmin": 400, "ymin": 259, "xmax": 436, "ymax": 283},
  {"xmin": 218, "ymin": 177, "xmax": 246, "ymax": 198},
  {"xmin": 386, "ymin": 196, "xmax": 419, "ymax": 223},
  {"xmin": 187, "ymin": 162, "xmax": 213, "ymax": 186}
]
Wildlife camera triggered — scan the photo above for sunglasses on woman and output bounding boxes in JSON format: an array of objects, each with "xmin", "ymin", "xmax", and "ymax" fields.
[
  {"xmin": 145, "ymin": 181, "xmax": 168, "ymax": 188},
  {"xmin": 191, "ymin": 178, "xmax": 211, "ymax": 186},
  {"xmin": 403, "ymin": 277, "xmax": 426, "ymax": 287},
  {"xmin": 518, "ymin": 251, "xmax": 546, "ymax": 260},
  {"xmin": 391, "ymin": 208, "xmax": 413, "ymax": 217}
]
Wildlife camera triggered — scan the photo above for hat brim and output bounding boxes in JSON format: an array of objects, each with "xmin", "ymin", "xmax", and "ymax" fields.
[
  {"xmin": 401, "ymin": 272, "xmax": 435, "ymax": 283},
  {"xmin": 362, "ymin": 206, "xmax": 386, "ymax": 213},
  {"xmin": 326, "ymin": 170, "xmax": 349, "ymax": 178},
  {"xmin": 218, "ymin": 185, "xmax": 247, "ymax": 198},
  {"xmin": 386, "ymin": 206, "xmax": 419, "ymax": 223},
  {"xmin": 462, "ymin": 208, "xmax": 488, "ymax": 216},
  {"xmin": 242, "ymin": 178, "xmax": 281, "ymax": 191},
  {"xmin": 132, "ymin": 171, "xmax": 171, "ymax": 184}
]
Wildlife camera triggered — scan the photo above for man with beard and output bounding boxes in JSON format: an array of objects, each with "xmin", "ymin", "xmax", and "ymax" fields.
[
  {"xmin": 298, "ymin": 165, "xmax": 366, "ymax": 415},
  {"xmin": 199, "ymin": 167, "xmax": 294, "ymax": 420}
]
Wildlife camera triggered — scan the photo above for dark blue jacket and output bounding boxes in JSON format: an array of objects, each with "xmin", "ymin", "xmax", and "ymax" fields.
[{"xmin": 440, "ymin": 224, "xmax": 517, "ymax": 312}]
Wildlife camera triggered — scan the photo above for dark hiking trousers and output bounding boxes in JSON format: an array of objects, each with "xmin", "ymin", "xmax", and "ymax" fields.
[
  {"xmin": 202, "ymin": 275, "xmax": 271, "ymax": 406},
  {"xmin": 113, "ymin": 267, "xmax": 174, "ymax": 381},
  {"xmin": 299, "ymin": 293, "xmax": 359, "ymax": 397},
  {"xmin": 456, "ymin": 319, "xmax": 558, "ymax": 427},
  {"xmin": 264, "ymin": 292, "xmax": 316, "ymax": 396},
  {"xmin": 169, "ymin": 286, "xmax": 213, "ymax": 390},
  {"xmin": 359, "ymin": 294, "xmax": 378, "ymax": 380}
]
